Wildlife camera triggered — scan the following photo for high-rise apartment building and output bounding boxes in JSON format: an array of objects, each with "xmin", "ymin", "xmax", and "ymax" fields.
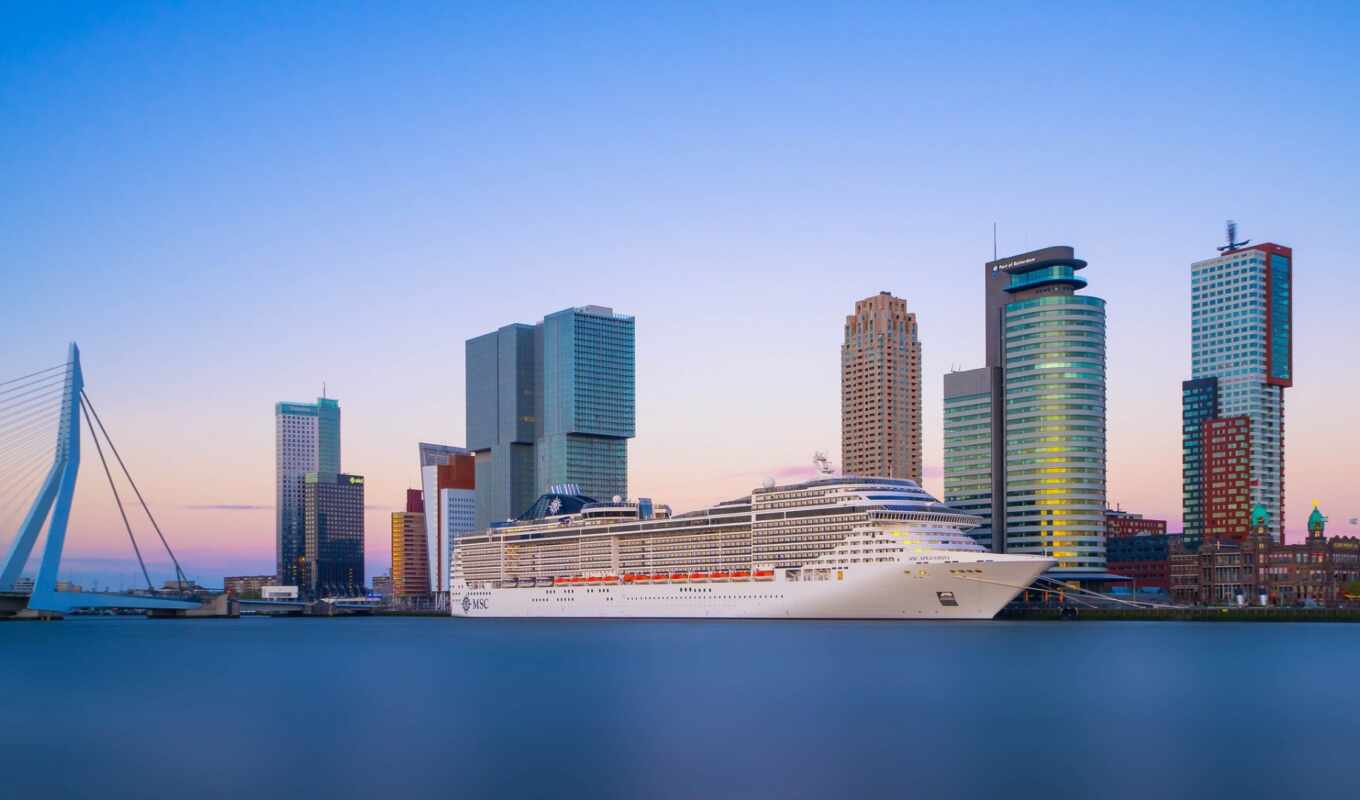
[
  {"xmin": 467, "ymin": 306, "xmax": 635, "ymax": 528},
  {"xmin": 942, "ymin": 246, "xmax": 1107, "ymax": 578},
  {"xmin": 841, "ymin": 292, "xmax": 922, "ymax": 482},
  {"xmin": 302, "ymin": 472, "xmax": 364, "ymax": 598},
  {"xmin": 391, "ymin": 488, "xmax": 428, "ymax": 597},
  {"xmin": 390, "ymin": 500, "xmax": 428, "ymax": 598},
  {"xmin": 275, "ymin": 397, "xmax": 340, "ymax": 588},
  {"xmin": 418, "ymin": 443, "xmax": 475, "ymax": 594},
  {"xmin": 1183, "ymin": 232, "xmax": 1292, "ymax": 543}
]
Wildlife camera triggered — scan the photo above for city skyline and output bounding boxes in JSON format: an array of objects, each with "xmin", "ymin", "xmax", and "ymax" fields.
[{"xmin": 3, "ymin": 3, "xmax": 1358, "ymax": 587}]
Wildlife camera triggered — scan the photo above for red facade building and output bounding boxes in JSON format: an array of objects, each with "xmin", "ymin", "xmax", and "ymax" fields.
[
  {"xmin": 1104, "ymin": 509, "xmax": 1168, "ymax": 538},
  {"xmin": 1202, "ymin": 416, "xmax": 1252, "ymax": 541}
]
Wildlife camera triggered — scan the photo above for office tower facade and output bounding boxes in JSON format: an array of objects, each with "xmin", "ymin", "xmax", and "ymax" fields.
[
  {"xmin": 841, "ymin": 292, "xmax": 922, "ymax": 482},
  {"xmin": 418, "ymin": 443, "xmax": 476, "ymax": 594},
  {"xmin": 390, "ymin": 509, "xmax": 427, "ymax": 598},
  {"xmin": 943, "ymin": 368, "xmax": 994, "ymax": 548},
  {"xmin": 275, "ymin": 397, "xmax": 341, "ymax": 588},
  {"xmin": 1184, "ymin": 236, "xmax": 1292, "ymax": 543},
  {"xmin": 467, "ymin": 306, "xmax": 635, "ymax": 528},
  {"xmin": 537, "ymin": 306, "xmax": 636, "ymax": 498},
  {"xmin": 302, "ymin": 472, "xmax": 364, "ymax": 598},
  {"xmin": 467, "ymin": 324, "xmax": 541, "ymax": 530},
  {"xmin": 942, "ymin": 246, "xmax": 1107, "ymax": 577}
]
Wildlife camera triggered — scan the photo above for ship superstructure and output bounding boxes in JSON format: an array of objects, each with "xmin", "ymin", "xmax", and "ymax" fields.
[{"xmin": 452, "ymin": 477, "xmax": 1053, "ymax": 619}]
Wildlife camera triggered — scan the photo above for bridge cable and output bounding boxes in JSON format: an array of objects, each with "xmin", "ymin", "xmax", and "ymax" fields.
[
  {"xmin": 80, "ymin": 390, "xmax": 188, "ymax": 592},
  {"xmin": 0, "ymin": 365, "xmax": 65, "ymax": 391},
  {"xmin": 0, "ymin": 363, "xmax": 65, "ymax": 389},
  {"xmin": 0, "ymin": 424, "xmax": 61, "ymax": 468},
  {"xmin": 78, "ymin": 395, "xmax": 155, "ymax": 594},
  {"xmin": 0, "ymin": 372, "xmax": 66, "ymax": 402},
  {"xmin": 0, "ymin": 405, "xmax": 64, "ymax": 452},
  {"xmin": 0, "ymin": 389, "xmax": 66, "ymax": 423}
]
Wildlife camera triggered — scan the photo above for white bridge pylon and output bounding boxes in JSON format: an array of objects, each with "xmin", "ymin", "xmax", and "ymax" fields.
[{"xmin": 0, "ymin": 343, "xmax": 199, "ymax": 613}]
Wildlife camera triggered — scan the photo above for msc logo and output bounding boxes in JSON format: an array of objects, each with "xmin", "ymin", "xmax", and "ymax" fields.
[{"xmin": 461, "ymin": 595, "xmax": 488, "ymax": 613}]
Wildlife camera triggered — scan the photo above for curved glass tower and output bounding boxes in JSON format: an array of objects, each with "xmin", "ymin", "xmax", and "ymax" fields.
[
  {"xmin": 1002, "ymin": 275, "xmax": 1107, "ymax": 573},
  {"xmin": 943, "ymin": 246, "xmax": 1108, "ymax": 580}
]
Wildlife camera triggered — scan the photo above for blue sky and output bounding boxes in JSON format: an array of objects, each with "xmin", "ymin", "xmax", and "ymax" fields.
[{"xmin": 2, "ymin": 2, "xmax": 1358, "ymax": 587}]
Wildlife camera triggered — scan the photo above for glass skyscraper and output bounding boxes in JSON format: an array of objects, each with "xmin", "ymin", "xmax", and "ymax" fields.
[
  {"xmin": 1002, "ymin": 289, "xmax": 1107, "ymax": 573},
  {"xmin": 275, "ymin": 396, "xmax": 341, "ymax": 587},
  {"xmin": 942, "ymin": 246, "xmax": 1108, "ymax": 578},
  {"xmin": 467, "ymin": 306, "xmax": 635, "ymax": 529},
  {"xmin": 302, "ymin": 472, "xmax": 364, "ymax": 599},
  {"xmin": 943, "ymin": 368, "xmax": 993, "ymax": 548},
  {"xmin": 1184, "ymin": 238, "xmax": 1292, "ymax": 542},
  {"xmin": 537, "ymin": 306, "xmax": 636, "ymax": 499}
]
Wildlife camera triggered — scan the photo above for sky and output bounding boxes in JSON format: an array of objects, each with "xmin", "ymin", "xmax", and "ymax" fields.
[{"xmin": 2, "ymin": 1, "xmax": 1358, "ymax": 589}]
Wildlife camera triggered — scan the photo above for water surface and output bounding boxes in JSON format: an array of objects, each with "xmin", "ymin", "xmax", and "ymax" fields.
[{"xmin": 1, "ymin": 617, "xmax": 1356, "ymax": 799}]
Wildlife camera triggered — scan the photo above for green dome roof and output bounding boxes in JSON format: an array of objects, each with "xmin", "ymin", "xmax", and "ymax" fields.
[
  {"xmin": 1250, "ymin": 505, "xmax": 1270, "ymax": 528},
  {"xmin": 1308, "ymin": 504, "xmax": 1327, "ymax": 531}
]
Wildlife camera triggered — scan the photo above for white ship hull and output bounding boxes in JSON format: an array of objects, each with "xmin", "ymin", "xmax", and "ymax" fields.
[{"xmin": 452, "ymin": 553, "xmax": 1051, "ymax": 621}]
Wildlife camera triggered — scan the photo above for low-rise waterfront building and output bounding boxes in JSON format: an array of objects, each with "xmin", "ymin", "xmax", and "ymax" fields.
[
  {"xmin": 1106, "ymin": 533, "xmax": 1172, "ymax": 593},
  {"xmin": 223, "ymin": 575, "xmax": 275, "ymax": 599},
  {"xmin": 1104, "ymin": 508, "xmax": 1168, "ymax": 538},
  {"xmin": 1170, "ymin": 504, "xmax": 1360, "ymax": 606}
]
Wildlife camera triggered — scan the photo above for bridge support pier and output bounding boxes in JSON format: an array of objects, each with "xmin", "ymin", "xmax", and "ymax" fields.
[{"xmin": 146, "ymin": 593, "xmax": 238, "ymax": 618}]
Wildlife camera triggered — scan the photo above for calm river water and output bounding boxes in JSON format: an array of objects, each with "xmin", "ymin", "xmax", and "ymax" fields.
[{"xmin": 2, "ymin": 617, "xmax": 1357, "ymax": 799}]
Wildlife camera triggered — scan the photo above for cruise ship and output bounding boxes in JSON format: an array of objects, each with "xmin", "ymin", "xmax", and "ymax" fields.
[{"xmin": 451, "ymin": 475, "xmax": 1053, "ymax": 620}]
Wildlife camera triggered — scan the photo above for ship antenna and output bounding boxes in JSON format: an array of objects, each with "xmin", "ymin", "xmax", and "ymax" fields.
[{"xmin": 813, "ymin": 451, "xmax": 836, "ymax": 477}]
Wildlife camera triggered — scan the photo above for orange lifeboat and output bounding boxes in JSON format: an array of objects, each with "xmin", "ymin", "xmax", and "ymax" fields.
[
  {"xmin": 711, "ymin": 571, "xmax": 731, "ymax": 581},
  {"xmin": 689, "ymin": 571, "xmax": 709, "ymax": 581},
  {"xmin": 731, "ymin": 570, "xmax": 751, "ymax": 581},
  {"xmin": 651, "ymin": 573, "xmax": 667, "ymax": 582},
  {"xmin": 754, "ymin": 569, "xmax": 775, "ymax": 581},
  {"xmin": 554, "ymin": 576, "xmax": 569, "ymax": 586},
  {"xmin": 670, "ymin": 572, "xmax": 688, "ymax": 583},
  {"xmin": 571, "ymin": 576, "xmax": 586, "ymax": 585},
  {"xmin": 633, "ymin": 574, "xmax": 650, "ymax": 584},
  {"xmin": 623, "ymin": 574, "xmax": 636, "ymax": 584}
]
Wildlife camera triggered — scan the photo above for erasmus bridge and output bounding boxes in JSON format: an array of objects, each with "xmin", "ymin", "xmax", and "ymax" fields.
[{"xmin": 0, "ymin": 343, "xmax": 203, "ymax": 616}]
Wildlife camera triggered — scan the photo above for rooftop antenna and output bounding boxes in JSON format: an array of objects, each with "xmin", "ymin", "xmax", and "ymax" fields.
[
  {"xmin": 992, "ymin": 222, "xmax": 997, "ymax": 262},
  {"xmin": 322, "ymin": 381, "xmax": 327, "ymax": 399},
  {"xmin": 1217, "ymin": 220, "xmax": 1250, "ymax": 253}
]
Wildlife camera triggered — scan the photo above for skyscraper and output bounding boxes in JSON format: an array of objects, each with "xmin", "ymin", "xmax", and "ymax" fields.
[
  {"xmin": 1183, "ymin": 231, "xmax": 1291, "ymax": 542},
  {"xmin": 841, "ymin": 292, "xmax": 922, "ymax": 482},
  {"xmin": 275, "ymin": 396, "xmax": 340, "ymax": 587},
  {"xmin": 942, "ymin": 246, "xmax": 1107, "ymax": 578},
  {"xmin": 467, "ymin": 306, "xmax": 635, "ymax": 528},
  {"xmin": 467, "ymin": 324, "xmax": 540, "ymax": 530},
  {"xmin": 302, "ymin": 472, "xmax": 364, "ymax": 598},
  {"xmin": 537, "ymin": 306, "xmax": 636, "ymax": 498}
]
